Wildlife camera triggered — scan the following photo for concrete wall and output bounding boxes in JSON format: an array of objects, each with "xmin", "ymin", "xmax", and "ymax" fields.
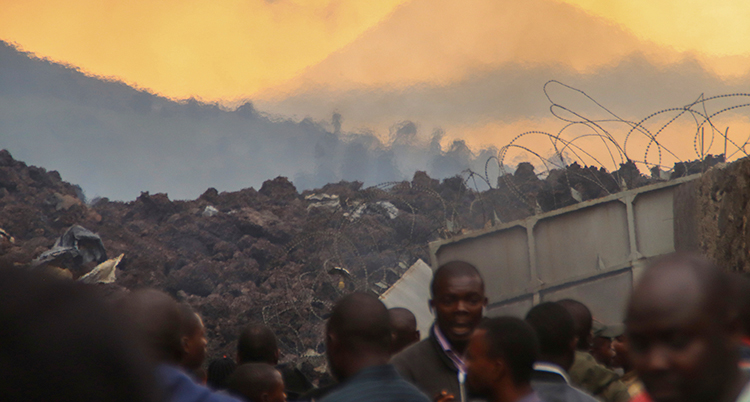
[{"xmin": 429, "ymin": 174, "xmax": 701, "ymax": 324}]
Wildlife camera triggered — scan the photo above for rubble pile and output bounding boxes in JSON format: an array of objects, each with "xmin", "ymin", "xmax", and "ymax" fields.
[{"xmin": 0, "ymin": 148, "xmax": 720, "ymax": 380}]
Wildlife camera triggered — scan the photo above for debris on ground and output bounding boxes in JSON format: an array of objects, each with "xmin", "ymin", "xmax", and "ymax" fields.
[{"xmin": 0, "ymin": 148, "xmax": 726, "ymax": 383}]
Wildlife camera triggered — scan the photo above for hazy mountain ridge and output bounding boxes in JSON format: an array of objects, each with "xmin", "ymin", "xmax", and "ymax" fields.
[{"xmin": 0, "ymin": 41, "xmax": 497, "ymax": 201}]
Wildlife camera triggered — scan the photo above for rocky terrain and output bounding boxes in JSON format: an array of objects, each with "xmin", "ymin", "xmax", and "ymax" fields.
[{"xmin": 0, "ymin": 148, "xmax": 719, "ymax": 381}]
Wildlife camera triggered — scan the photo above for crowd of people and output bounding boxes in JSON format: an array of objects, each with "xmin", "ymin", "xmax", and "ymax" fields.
[{"xmin": 2, "ymin": 252, "xmax": 750, "ymax": 402}]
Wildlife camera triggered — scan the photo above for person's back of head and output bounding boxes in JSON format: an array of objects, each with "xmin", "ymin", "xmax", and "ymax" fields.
[
  {"xmin": 388, "ymin": 307, "xmax": 420, "ymax": 355},
  {"xmin": 227, "ymin": 363, "xmax": 286, "ymax": 402},
  {"xmin": 207, "ymin": 357, "xmax": 238, "ymax": 390},
  {"xmin": 732, "ymin": 273, "xmax": 750, "ymax": 339},
  {"xmin": 122, "ymin": 288, "xmax": 184, "ymax": 364},
  {"xmin": 466, "ymin": 316, "xmax": 539, "ymax": 401},
  {"xmin": 0, "ymin": 264, "xmax": 160, "ymax": 402},
  {"xmin": 179, "ymin": 303, "xmax": 207, "ymax": 371},
  {"xmin": 556, "ymin": 299, "xmax": 592, "ymax": 351},
  {"xmin": 237, "ymin": 323, "xmax": 279, "ymax": 365},
  {"xmin": 525, "ymin": 301, "xmax": 576, "ymax": 371},
  {"xmin": 326, "ymin": 292, "xmax": 391, "ymax": 381}
]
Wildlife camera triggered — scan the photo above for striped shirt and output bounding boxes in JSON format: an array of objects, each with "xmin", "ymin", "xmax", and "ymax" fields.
[{"xmin": 433, "ymin": 325, "xmax": 467, "ymax": 375}]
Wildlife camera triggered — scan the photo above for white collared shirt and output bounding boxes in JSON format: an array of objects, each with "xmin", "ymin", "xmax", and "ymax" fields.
[{"xmin": 533, "ymin": 362, "xmax": 571, "ymax": 384}]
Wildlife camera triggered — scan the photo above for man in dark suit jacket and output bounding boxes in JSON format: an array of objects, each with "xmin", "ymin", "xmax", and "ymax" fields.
[
  {"xmin": 391, "ymin": 261, "xmax": 488, "ymax": 402},
  {"xmin": 525, "ymin": 302, "xmax": 598, "ymax": 402}
]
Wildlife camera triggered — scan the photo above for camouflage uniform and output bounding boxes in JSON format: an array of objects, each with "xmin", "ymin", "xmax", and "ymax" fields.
[{"xmin": 569, "ymin": 351, "xmax": 630, "ymax": 402}]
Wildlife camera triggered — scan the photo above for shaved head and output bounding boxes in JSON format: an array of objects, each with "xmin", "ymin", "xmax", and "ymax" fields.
[
  {"xmin": 388, "ymin": 307, "xmax": 419, "ymax": 355},
  {"xmin": 326, "ymin": 292, "xmax": 391, "ymax": 380},
  {"xmin": 556, "ymin": 299, "xmax": 592, "ymax": 351},
  {"xmin": 123, "ymin": 289, "xmax": 183, "ymax": 363},
  {"xmin": 328, "ymin": 292, "xmax": 391, "ymax": 351},
  {"xmin": 625, "ymin": 253, "xmax": 742, "ymax": 402},
  {"xmin": 237, "ymin": 324, "xmax": 279, "ymax": 365},
  {"xmin": 430, "ymin": 261, "xmax": 487, "ymax": 353},
  {"xmin": 431, "ymin": 261, "xmax": 484, "ymax": 297},
  {"xmin": 227, "ymin": 363, "xmax": 285, "ymax": 402}
]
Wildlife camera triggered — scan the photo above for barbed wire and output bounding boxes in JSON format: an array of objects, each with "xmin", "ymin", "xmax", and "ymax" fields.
[{"xmin": 262, "ymin": 80, "xmax": 750, "ymax": 363}]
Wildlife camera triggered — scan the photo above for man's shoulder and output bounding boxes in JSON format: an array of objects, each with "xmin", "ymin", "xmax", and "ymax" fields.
[
  {"xmin": 570, "ymin": 351, "xmax": 619, "ymax": 383},
  {"xmin": 391, "ymin": 337, "xmax": 436, "ymax": 364},
  {"xmin": 533, "ymin": 381, "xmax": 599, "ymax": 402},
  {"xmin": 157, "ymin": 364, "xmax": 242, "ymax": 402},
  {"xmin": 320, "ymin": 370, "xmax": 430, "ymax": 402}
]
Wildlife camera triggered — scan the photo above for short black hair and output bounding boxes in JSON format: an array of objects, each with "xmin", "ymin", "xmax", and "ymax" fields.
[
  {"xmin": 525, "ymin": 302, "xmax": 575, "ymax": 357},
  {"xmin": 0, "ymin": 264, "xmax": 160, "ymax": 402},
  {"xmin": 478, "ymin": 317, "xmax": 539, "ymax": 385},
  {"xmin": 431, "ymin": 261, "xmax": 484, "ymax": 297},
  {"xmin": 207, "ymin": 357, "xmax": 237, "ymax": 390},
  {"xmin": 327, "ymin": 292, "xmax": 391, "ymax": 353},
  {"xmin": 556, "ymin": 299, "xmax": 592, "ymax": 350},
  {"xmin": 227, "ymin": 363, "xmax": 282, "ymax": 402},
  {"xmin": 237, "ymin": 324, "xmax": 278, "ymax": 365}
]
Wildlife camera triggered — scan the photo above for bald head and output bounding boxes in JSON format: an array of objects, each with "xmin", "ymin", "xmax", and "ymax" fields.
[
  {"xmin": 557, "ymin": 299, "xmax": 592, "ymax": 351},
  {"xmin": 625, "ymin": 253, "xmax": 741, "ymax": 402},
  {"xmin": 388, "ymin": 307, "xmax": 419, "ymax": 355},
  {"xmin": 326, "ymin": 292, "xmax": 391, "ymax": 380},
  {"xmin": 123, "ymin": 289, "xmax": 183, "ymax": 363},
  {"xmin": 237, "ymin": 324, "xmax": 279, "ymax": 365},
  {"xmin": 227, "ymin": 363, "xmax": 285, "ymax": 402}
]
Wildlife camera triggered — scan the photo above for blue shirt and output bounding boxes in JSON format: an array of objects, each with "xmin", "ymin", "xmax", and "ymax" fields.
[
  {"xmin": 157, "ymin": 364, "xmax": 243, "ymax": 402},
  {"xmin": 320, "ymin": 364, "xmax": 431, "ymax": 402}
]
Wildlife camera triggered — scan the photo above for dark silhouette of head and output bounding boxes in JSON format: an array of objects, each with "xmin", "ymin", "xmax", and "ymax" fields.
[
  {"xmin": 179, "ymin": 303, "xmax": 207, "ymax": 371},
  {"xmin": 430, "ymin": 261, "xmax": 487, "ymax": 354},
  {"xmin": 388, "ymin": 307, "xmax": 420, "ymax": 355},
  {"xmin": 466, "ymin": 317, "xmax": 539, "ymax": 402},
  {"xmin": 0, "ymin": 264, "xmax": 160, "ymax": 402},
  {"xmin": 326, "ymin": 292, "xmax": 391, "ymax": 381},
  {"xmin": 525, "ymin": 301, "xmax": 577, "ymax": 371},
  {"xmin": 237, "ymin": 323, "xmax": 280, "ymax": 365},
  {"xmin": 626, "ymin": 253, "xmax": 743, "ymax": 402},
  {"xmin": 556, "ymin": 299, "xmax": 593, "ymax": 351},
  {"xmin": 227, "ymin": 363, "xmax": 286, "ymax": 402},
  {"xmin": 732, "ymin": 273, "xmax": 750, "ymax": 339},
  {"xmin": 207, "ymin": 356, "xmax": 237, "ymax": 390},
  {"xmin": 122, "ymin": 289, "xmax": 184, "ymax": 364}
]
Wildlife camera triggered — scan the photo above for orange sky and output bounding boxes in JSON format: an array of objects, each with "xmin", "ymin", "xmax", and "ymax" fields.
[
  {"xmin": 2, "ymin": 0, "xmax": 750, "ymax": 102},
  {"xmin": 3, "ymin": 0, "xmax": 750, "ymax": 164}
]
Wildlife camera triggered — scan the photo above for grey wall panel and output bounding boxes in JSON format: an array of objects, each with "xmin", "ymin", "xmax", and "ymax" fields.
[
  {"xmin": 435, "ymin": 226, "xmax": 530, "ymax": 301},
  {"xmin": 380, "ymin": 259, "xmax": 435, "ymax": 339},
  {"xmin": 534, "ymin": 202, "xmax": 629, "ymax": 284},
  {"xmin": 541, "ymin": 270, "xmax": 633, "ymax": 324},
  {"xmin": 634, "ymin": 188, "xmax": 675, "ymax": 257},
  {"xmin": 427, "ymin": 175, "xmax": 700, "ymax": 326},
  {"xmin": 486, "ymin": 297, "xmax": 534, "ymax": 318}
]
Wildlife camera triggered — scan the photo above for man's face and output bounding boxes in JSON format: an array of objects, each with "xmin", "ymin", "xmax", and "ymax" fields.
[
  {"xmin": 611, "ymin": 335, "xmax": 628, "ymax": 369},
  {"xmin": 591, "ymin": 336, "xmax": 614, "ymax": 367},
  {"xmin": 465, "ymin": 329, "xmax": 498, "ymax": 397},
  {"xmin": 430, "ymin": 274, "xmax": 487, "ymax": 346},
  {"xmin": 627, "ymin": 271, "xmax": 733, "ymax": 402}
]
